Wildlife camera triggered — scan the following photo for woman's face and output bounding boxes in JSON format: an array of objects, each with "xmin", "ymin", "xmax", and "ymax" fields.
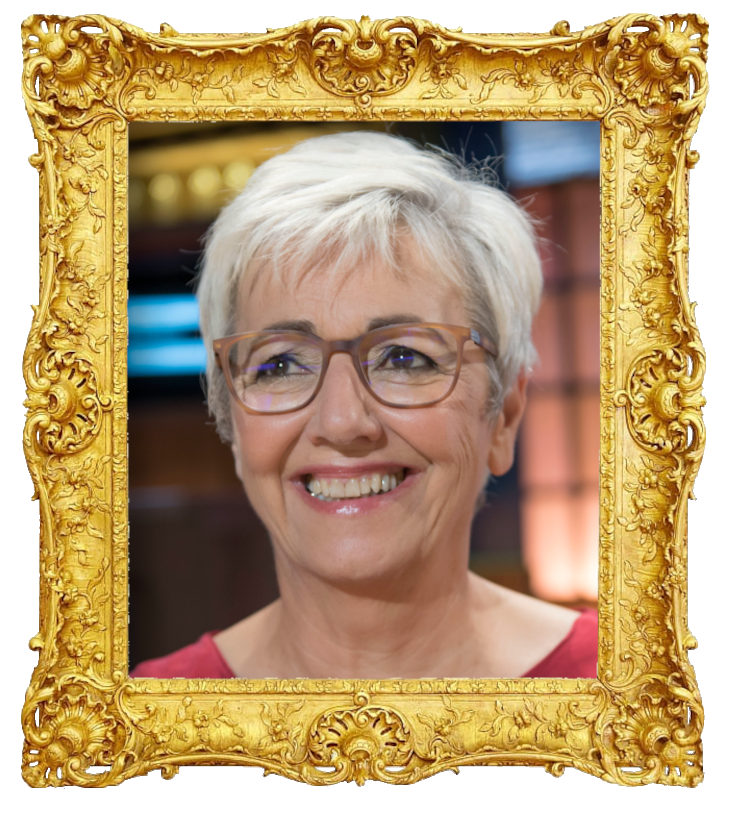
[{"xmin": 229, "ymin": 243, "xmax": 525, "ymax": 590}]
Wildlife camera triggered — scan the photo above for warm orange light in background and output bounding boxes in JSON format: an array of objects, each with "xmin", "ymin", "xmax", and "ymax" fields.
[{"xmin": 516, "ymin": 180, "xmax": 600, "ymax": 602}]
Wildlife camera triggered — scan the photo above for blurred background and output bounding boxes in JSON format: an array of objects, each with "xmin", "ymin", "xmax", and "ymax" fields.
[{"xmin": 128, "ymin": 120, "xmax": 600, "ymax": 668}]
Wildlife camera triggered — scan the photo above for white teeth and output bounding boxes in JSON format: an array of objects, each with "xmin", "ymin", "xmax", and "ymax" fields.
[{"xmin": 306, "ymin": 470, "xmax": 406, "ymax": 501}]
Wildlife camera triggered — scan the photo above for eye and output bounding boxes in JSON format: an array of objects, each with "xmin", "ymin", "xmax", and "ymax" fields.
[
  {"xmin": 254, "ymin": 354, "xmax": 299, "ymax": 379},
  {"xmin": 378, "ymin": 345, "xmax": 436, "ymax": 370}
]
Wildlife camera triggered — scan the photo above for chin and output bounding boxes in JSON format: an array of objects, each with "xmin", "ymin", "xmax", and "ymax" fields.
[{"xmin": 289, "ymin": 532, "xmax": 421, "ymax": 592}]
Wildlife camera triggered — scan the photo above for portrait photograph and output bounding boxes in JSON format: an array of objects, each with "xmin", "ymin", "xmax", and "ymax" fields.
[
  {"xmin": 126, "ymin": 117, "xmax": 601, "ymax": 680},
  {"xmin": 5, "ymin": 0, "xmax": 732, "ymax": 808}
]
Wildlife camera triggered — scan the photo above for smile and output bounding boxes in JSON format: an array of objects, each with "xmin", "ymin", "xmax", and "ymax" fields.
[{"xmin": 304, "ymin": 470, "xmax": 407, "ymax": 501}]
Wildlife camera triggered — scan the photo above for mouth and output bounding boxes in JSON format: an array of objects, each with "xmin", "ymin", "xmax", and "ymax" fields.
[{"xmin": 303, "ymin": 469, "xmax": 407, "ymax": 502}]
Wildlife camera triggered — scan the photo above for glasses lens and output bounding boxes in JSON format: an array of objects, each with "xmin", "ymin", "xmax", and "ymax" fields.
[
  {"xmin": 360, "ymin": 326, "xmax": 459, "ymax": 406},
  {"xmin": 226, "ymin": 333, "xmax": 322, "ymax": 413}
]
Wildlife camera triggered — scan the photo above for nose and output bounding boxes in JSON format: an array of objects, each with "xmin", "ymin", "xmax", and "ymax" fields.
[{"xmin": 306, "ymin": 351, "xmax": 383, "ymax": 446}]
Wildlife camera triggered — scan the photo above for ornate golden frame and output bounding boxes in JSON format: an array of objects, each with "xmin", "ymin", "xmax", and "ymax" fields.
[{"xmin": 20, "ymin": 13, "xmax": 708, "ymax": 787}]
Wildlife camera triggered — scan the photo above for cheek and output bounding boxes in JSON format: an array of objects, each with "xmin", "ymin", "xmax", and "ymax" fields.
[
  {"xmin": 395, "ymin": 400, "xmax": 490, "ymax": 480},
  {"xmin": 231, "ymin": 412, "xmax": 302, "ymax": 482}
]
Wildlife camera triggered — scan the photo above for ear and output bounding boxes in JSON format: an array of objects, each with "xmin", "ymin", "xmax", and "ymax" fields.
[
  {"xmin": 487, "ymin": 370, "xmax": 528, "ymax": 477},
  {"xmin": 231, "ymin": 438, "xmax": 244, "ymax": 483}
]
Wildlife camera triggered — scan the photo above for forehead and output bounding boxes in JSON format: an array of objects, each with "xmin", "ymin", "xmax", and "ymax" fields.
[{"xmin": 235, "ymin": 243, "xmax": 467, "ymax": 336}]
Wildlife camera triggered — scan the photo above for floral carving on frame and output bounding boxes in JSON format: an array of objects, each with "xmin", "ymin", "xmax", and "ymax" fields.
[{"xmin": 20, "ymin": 13, "xmax": 708, "ymax": 787}]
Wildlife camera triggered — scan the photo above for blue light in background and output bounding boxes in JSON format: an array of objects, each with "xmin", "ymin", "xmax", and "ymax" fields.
[
  {"xmin": 129, "ymin": 337, "xmax": 206, "ymax": 376},
  {"xmin": 502, "ymin": 121, "xmax": 600, "ymax": 188},
  {"xmin": 129, "ymin": 293, "xmax": 200, "ymax": 334},
  {"xmin": 129, "ymin": 294, "xmax": 205, "ymax": 376}
]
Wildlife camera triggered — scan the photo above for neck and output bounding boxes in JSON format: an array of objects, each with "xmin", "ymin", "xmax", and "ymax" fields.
[{"xmin": 269, "ymin": 546, "xmax": 476, "ymax": 678}]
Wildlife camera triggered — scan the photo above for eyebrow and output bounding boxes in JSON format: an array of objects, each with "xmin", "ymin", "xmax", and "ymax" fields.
[
  {"xmin": 261, "ymin": 319, "xmax": 316, "ymax": 332},
  {"xmin": 261, "ymin": 314, "xmax": 424, "ymax": 334},
  {"xmin": 365, "ymin": 314, "xmax": 424, "ymax": 331}
]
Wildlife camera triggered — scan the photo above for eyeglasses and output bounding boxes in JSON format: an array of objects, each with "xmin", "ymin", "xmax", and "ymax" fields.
[{"xmin": 213, "ymin": 323, "xmax": 498, "ymax": 415}]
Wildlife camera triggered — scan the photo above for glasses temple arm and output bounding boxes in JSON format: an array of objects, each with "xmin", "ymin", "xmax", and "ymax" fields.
[
  {"xmin": 212, "ymin": 344, "xmax": 224, "ymax": 370},
  {"xmin": 470, "ymin": 329, "xmax": 498, "ymax": 359}
]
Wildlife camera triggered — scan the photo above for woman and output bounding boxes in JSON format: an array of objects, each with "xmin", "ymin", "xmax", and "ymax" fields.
[{"xmin": 131, "ymin": 131, "xmax": 597, "ymax": 680}]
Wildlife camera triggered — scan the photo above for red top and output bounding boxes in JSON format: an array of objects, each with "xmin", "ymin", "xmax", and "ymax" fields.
[
  {"xmin": 521, "ymin": 607, "xmax": 597, "ymax": 678},
  {"xmin": 130, "ymin": 608, "xmax": 597, "ymax": 679}
]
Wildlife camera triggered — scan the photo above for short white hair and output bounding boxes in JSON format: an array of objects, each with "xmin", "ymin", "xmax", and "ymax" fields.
[{"xmin": 196, "ymin": 130, "xmax": 542, "ymax": 442}]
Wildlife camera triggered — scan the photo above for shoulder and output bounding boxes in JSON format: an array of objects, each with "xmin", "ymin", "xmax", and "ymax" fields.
[
  {"xmin": 523, "ymin": 608, "xmax": 598, "ymax": 678},
  {"xmin": 130, "ymin": 632, "xmax": 235, "ymax": 679},
  {"xmin": 212, "ymin": 601, "xmax": 283, "ymax": 677},
  {"xmin": 469, "ymin": 574, "xmax": 580, "ymax": 675}
]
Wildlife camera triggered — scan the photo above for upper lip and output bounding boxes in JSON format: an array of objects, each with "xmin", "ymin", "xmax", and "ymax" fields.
[{"xmin": 288, "ymin": 463, "xmax": 415, "ymax": 481}]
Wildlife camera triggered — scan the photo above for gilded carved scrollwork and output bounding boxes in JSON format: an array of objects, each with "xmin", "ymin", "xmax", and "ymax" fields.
[
  {"xmin": 25, "ymin": 352, "xmax": 104, "ymax": 455},
  {"xmin": 600, "ymin": 681, "xmax": 703, "ymax": 785},
  {"xmin": 310, "ymin": 17, "xmax": 419, "ymax": 105},
  {"xmin": 22, "ymin": 16, "xmax": 129, "ymax": 120},
  {"xmin": 620, "ymin": 349, "xmax": 705, "ymax": 455},
  {"xmin": 610, "ymin": 15, "xmax": 708, "ymax": 113},
  {"xmin": 306, "ymin": 692, "xmax": 419, "ymax": 784},
  {"xmin": 478, "ymin": 50, "xmax": 600, "ymax": 106},
  {"xmin": 22, "ymin": 679, "xmax": 123, "ymax": 787},
  {"xmin": 20, "ymin": 13, "xmax": 707, "ymax": 788}
]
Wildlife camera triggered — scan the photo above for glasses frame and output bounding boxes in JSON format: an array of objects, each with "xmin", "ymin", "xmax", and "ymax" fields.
[{"xmin": 213, "ymin": 322, "xmax": 498, "ymax": 415}]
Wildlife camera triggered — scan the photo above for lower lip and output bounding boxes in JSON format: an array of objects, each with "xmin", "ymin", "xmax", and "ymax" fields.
[{"xmin": 291, "ymin": 472, "xmax": 418, "ymax": 515}]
